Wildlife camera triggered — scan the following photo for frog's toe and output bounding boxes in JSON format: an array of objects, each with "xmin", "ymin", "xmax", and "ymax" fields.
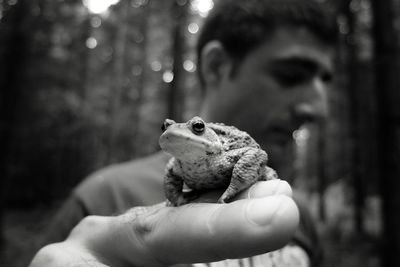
[
  {"xmin": 175, "ymin": 196, "xmax": 192, "ymax": 206},
  {"xmin": 165, "ymin": 199, "xmax": 174, "ymax": 207},
  {"xmin": 217, "ymin": 196, "xmax": 229, "ymax": 204},
  {"xmin": 183, "ymin": 190, "xmax": 200, "ymax": 201}
]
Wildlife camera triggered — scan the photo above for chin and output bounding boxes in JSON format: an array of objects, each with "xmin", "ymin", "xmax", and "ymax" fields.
[
  {"xmin": 262, "ymin": 142, "xmax": 283, "ymax": 158},
  {"xmin": 262, "ymin": 142, "xmax": 295, "ymax": 179}
]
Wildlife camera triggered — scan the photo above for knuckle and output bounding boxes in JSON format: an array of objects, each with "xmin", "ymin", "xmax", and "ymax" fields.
[
  {"xmin": 131, "ymin": 212, "xmax": 154, "ymax": 238},
  {"xmin": 30, "ymin": 244, "xmax": 61, "ymax": 267},
  {"xmin": 69, "ymin": 215, "xmax": 109, "ymax": 239},
  {"xmin": 129, "ymin": 209, "xmax": 173, "ymax": 267},
  {"xmin": 79, "ymin": 215, "xmax": 106, "ymax": 229}
]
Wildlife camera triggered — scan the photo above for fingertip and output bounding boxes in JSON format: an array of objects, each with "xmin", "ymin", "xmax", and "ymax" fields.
[
  {"xmin": 266, "ymin": 195, "xmax": 299, "ymax": 247},
  {"xmin": 246, "ymin": 195, "xmax": 299, "ymax": 230},
  {"xmin": 204, "ymin": 195, "xmax": 300, "ymax": 258},
  {"xmin": 244, "ymin": 195, "xmax": 299, "ymax": 250}
]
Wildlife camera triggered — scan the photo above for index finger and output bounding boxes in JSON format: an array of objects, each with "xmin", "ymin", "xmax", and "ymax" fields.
[{"xmin": 113, "ymin": 195, "xmax": 299, "ymax": 266}]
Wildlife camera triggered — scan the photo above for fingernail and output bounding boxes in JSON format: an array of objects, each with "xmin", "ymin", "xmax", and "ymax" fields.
[
  {"xmin": 270, "ymin": 179, "xmax": 283, "ymax": 194},
  {"xmin": 272, "ymin": 180, "xmax": 292, "ymax": 196},
  {"xmin": 246, "ymin": 196, "xmax": 286, "ymax": 226},
  {"xmin": 248, "ymin": 179, "xmax": 291, "ymax": 199},
  {"xmin": 248, "ymin": 180, "xmax": 281, "ymax": 198}
]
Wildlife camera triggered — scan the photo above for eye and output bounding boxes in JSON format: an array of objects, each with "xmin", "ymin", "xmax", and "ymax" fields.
[
  {"xmin": 321, "ymin": 71, "xmax": 333, "ymax": 83},
  {"xmin": 268, "ymin": 60, "xmax": 320, "ymax": 88},
  {"xmin": 271, "ymin": 68, "xmax": 313, "ymax": 87},
  {"xmin": 161, "ymin": 119, "xmax": 175, "ymax": 131},
  {"xmin": 192, "ymin": 121, "xmax": 205, "ymax": 134}
]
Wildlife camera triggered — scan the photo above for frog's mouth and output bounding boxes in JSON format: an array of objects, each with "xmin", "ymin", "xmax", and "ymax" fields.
[{"xmin": 159, "ymin": 130, "xmax": 222, "ymax": 159}]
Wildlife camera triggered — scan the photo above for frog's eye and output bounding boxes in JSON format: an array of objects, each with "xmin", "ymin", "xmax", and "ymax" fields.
[
  {"xmin": 192, "ymin": 121, "xmax": 205, "ymax": 134},
  {"xmin": 161, "ymin": 119, "xmax": 175, "ymax": 131}
]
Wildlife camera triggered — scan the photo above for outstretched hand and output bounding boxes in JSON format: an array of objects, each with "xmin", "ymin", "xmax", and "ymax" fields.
[{"xmin": 30, "ymin": 179, "xmax": 299, "ymax": 267}]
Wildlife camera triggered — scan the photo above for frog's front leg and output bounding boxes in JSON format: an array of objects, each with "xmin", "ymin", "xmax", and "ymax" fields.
[
  {"xmin": 164, "ymin": 158, "xmax": 195, "ymax": 206},
  {"xmin": 164, "ymin": 166, "xmax": 185, "ymax": 207},
  {"xmin": 218, "ymin": 148, "xmax": 269, "ymax": 203}
]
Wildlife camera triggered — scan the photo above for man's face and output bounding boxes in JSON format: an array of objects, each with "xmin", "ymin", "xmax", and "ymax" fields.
[{"xmin": 203, "ymin": 27, "xmax": 334, "ymax": 177}]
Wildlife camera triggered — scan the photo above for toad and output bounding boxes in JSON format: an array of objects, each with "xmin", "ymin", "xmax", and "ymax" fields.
[{"xmin": 159, "ymin": 116, "xmax": 278, "ymax": 206}]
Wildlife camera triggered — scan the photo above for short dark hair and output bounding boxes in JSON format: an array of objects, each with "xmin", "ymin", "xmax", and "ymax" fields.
[{"xmin": 196, "ymin": 0, "xmax": 338, "ymax": 85}]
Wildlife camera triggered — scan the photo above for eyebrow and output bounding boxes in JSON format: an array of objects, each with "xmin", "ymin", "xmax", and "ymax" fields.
[{"xmin": 270, "ymin": 57, "xmax": 321, "ymax": 71}]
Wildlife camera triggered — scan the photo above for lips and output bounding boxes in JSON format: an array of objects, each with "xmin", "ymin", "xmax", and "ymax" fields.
[{"xmin": 264, "ymin": 125, "xmax": 295, "ymax": 146}]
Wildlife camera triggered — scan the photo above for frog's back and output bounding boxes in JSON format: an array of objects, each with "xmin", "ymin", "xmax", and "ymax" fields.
[{"xmin": 208, "ymin": 122, "xmax": 260, "ymax": 151}]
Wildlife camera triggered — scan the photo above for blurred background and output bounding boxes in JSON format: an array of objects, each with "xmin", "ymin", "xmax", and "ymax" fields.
[{"xmin": 0, "ymin": 0, "xmax": 399, "ymax": 266}]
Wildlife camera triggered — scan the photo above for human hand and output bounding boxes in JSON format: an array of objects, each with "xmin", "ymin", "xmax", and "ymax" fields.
[{"xmin": 30, "ymin": 179, "xmax": 299, "ymax": 267}]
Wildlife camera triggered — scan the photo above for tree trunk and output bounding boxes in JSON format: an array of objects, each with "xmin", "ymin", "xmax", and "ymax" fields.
[
  {"xmin": 131, "ymin": 4, "xmax": 151, "ymax": 158},
  {"xmin": 372, "ymin": 0, "xmax": 400, "ymax": 266},
  {"xmin": 0, "ymin": 0, "xmax": 31, "ymax": 247},
  {"xmin": 167, "ymin": 1, "xmax": 188, "ymax": 122},
  {"xmin": 339, "ymin": 0, "xmax": 367, "ymax": 235},
  {"xmin": 106, "ymin": 1, "xmax": 130, "ymax": 163}
]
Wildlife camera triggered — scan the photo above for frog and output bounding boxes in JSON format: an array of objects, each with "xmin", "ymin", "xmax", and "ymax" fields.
[{"xmin": 159, "ymin": 116, "xmax": 278, "ymax": 206}]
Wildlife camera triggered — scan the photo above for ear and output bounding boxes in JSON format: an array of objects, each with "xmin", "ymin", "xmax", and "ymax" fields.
[{"xmin": 200, "ymin": 41, "xmax": 232, "ymax": 87}]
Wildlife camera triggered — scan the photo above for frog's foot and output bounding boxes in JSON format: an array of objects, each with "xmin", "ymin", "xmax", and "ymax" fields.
[
  {"xmin": 217, "ymin": 196, "xmax": 228, "ymax": 204},
  {"xmin": 169, "ymin": 190, "xmax": 200, "ymax": 206},
  {"xmin": 175, "ymin": 196, "xmax": 191, "ymax": 206},
  {"xmin": 264, "ymin": 166, "xmax": 279, "ymax": 180},
  {"xmin": 168, "ymin": 196, "xmax": 189, "ymax": 206},
  {"xmin": 165, "ymin": 199, "xmax": 174, "ymax": 207},
  {"xmin": 183, "ymin": 190, "xmax": 200, "ymax": 202},
  {"xmin": 218, "ymin": 147, "xmax": 269, "ymax": 203},
  {"xmin": 217, "ymin": 188, "xmax": 244, "ymax": 204}
]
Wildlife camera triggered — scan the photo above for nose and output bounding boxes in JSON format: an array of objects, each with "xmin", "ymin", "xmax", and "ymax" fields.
[{"xmin": 291, "ymin": 78, "xmax": 329, "ymax": 125}]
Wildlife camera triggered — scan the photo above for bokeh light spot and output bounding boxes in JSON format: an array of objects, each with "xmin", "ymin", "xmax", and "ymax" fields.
[
  {"xmin": 83, "ymin": 0, "xmax": 120, "ymax": 14},
  {"xmin": 150, "ymin": 61, "xmax": 162, "ymax": 72},
  {"xmin": 86, "ymin": 37, "xmax": 98, "ymax": 49},
  {"xmin": 90, "ymin": 16, "xmax": 102, "ymax": 28},
  {"xmin": 188, "ymin": 23, "xmax": 199, "ymax": 34},
  {"xmin": 183, "ymin": 60, "xmax": 196, "ymax": 72},
  {"xmin": 163, "ymin": 71, "xmax": 174, "ymax": 83},
  {"xmin": 190, "ymin": 0, "xmax": 214, "ymax": 17}
]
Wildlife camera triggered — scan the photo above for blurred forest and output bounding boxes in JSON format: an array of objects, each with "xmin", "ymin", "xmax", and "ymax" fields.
[{"xmin": 0, "ymin": 0, "xmax": 400, "ymax": 266}]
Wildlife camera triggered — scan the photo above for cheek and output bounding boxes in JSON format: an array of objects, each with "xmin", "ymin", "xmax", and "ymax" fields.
[
  {"xmin": 221, "ymin": 89, "xmax": 273, "ymax": 121},
  {"xmin": 210, "ymin": 76, "xmax": 289, "ymax": 124}
]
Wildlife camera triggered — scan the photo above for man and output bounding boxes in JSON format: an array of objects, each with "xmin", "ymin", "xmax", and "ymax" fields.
[{"xmin": 31, "ymin": 0, "xmax": 337, "ymax": 266}]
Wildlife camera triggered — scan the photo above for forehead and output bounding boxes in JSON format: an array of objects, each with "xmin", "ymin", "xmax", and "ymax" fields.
[{"xmin": 245, "ymin": 26, "xmax": 335, "ymax": 72}]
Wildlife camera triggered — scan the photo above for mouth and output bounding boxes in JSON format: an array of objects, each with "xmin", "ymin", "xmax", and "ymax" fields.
[
  {"xmin": 264, "ymin": 125, "xmax": 296, "ymax": 146},
  {"xmin": 159, "ymin": 131, "xmax": 221, "ymax": 156}
]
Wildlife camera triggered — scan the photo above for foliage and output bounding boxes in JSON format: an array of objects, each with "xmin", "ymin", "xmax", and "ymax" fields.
[{"xmin": 0, "ymin": 0, "xmax": 202, "ymax": 206}]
